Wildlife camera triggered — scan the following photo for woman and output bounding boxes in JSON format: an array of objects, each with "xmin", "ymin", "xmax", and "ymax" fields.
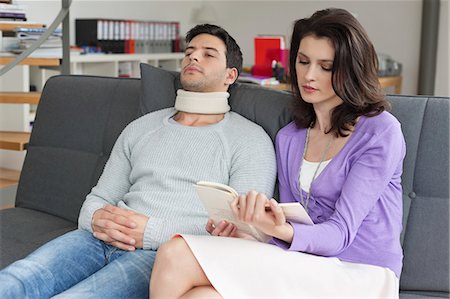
[{"xmin": 150, "ymin": 8, "xmax": 405, "ymax": 298}]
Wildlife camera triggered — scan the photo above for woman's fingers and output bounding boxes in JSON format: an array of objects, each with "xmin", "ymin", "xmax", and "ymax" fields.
[
  {"xmin": 270, "ymin": 198, "xmax": 286, "ymax": 225},
  {"xmin": 244, "ymin": 191, "xmax": 257, "ymax": 222},
  {"xmin": 205, "ymin": 219, "xmax": 215, "ymax": 234}
]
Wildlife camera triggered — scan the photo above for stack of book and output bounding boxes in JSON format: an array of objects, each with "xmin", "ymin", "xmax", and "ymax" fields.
[
  {"xmin": 238, "ymin": 74, "xmax": 279, "ymax": 86},
  {"xmin": 12, "ymin": 27, "xmax": 62, "ymax": 57},
  {"xmin": 0, "ymin": 3, "xmax": 26, "ymax": 21}
]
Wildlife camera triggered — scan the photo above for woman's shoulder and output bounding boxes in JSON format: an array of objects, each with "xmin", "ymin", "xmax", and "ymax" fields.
[
  {"xmin": 358, "ymin": 111, "xmax": 401, "ymax": 137},
  {"xmin": 277, "ymin": 121, "xmax": 305, "ymax": 137}
]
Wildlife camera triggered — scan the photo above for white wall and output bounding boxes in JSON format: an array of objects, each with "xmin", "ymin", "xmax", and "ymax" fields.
[
  {"xmin": 435, "ymin": 0, "xmax": 449, "ymax": 97},
  {"xmin": 17, "ymin": 0, "xmax": 449, "ymax": 96}
]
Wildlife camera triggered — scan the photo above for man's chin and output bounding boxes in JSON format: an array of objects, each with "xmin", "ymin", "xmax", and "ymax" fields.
[{"xmin": 180, "ymin": 81, "xmax": 205, "ymax": 92}]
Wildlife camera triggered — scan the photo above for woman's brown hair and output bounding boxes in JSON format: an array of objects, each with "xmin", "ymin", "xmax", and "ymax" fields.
[{"xmin": 289, "ymin": 8, "xmax": 390, "ymax": 136}]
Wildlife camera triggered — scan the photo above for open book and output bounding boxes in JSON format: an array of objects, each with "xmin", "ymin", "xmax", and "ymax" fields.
[{"xmin": 194, "ymin": 181, "xmax": 313, "ymax": 242}]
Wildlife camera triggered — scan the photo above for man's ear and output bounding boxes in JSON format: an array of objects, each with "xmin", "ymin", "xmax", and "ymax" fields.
[{"xmin": 224, "ymin": 68, "xmax": 238, "ymax": 86}]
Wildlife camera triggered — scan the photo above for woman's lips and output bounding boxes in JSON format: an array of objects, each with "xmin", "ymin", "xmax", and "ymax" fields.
[{"xmin": 302, "ymin": 85, "xmax": 317, "ymax": 93}]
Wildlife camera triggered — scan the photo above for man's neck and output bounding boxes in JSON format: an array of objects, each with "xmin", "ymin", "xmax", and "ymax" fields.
[
  {"xmin": 173, "ymin": 112, "xmax": 225, "ymax": 126},
  {"xmin": 174, "ymin": 89, "xmax": 230, "ymax": 120}
]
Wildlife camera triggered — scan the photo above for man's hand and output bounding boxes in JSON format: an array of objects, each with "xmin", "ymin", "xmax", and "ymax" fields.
[{"xmin": 92, "ymin": 205, "xmax": 149, "ymax": 251}]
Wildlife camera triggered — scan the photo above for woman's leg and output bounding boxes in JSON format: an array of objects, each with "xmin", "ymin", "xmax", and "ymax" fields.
[
  {"xmin": 150, "ymin": 237, "xmax": 221, "ymax": 299},
  {"xmin": 181, "ymin": 286, "xmax": 221, "ymax": 299}
]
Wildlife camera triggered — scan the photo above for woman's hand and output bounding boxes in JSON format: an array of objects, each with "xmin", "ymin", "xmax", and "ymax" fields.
[
  {"xmin": 231, "ymin": 191, "xmax": 294, "ymax": 243},
  {"xmin": 205, "ymin": 219, "xmax": 256, "ymax": 241}
]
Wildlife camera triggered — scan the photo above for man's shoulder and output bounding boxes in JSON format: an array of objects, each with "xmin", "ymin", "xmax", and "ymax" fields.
[
  {"xmin": 119, "ymin": 108, "xmax": 174, "ymax": 142},
  {"xmin": 128, "ymin": 108, "xmax": 174, "ymax": 128},
  {"xmin": 227, "ymin": 112, "xmax": 268, "ymax": 135},
  {"xmin": 220, "ymin": 112, "xmax": 274, "ymax": 151}
]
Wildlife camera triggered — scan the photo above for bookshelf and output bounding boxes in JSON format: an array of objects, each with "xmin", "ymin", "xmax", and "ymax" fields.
[
  {"xmin": 70, "ymin": 53, "xmax": 184, "ymax": 78},
  {"xmin": 0, "ymin": 52, "xmax": 184, "ymax": 174}
]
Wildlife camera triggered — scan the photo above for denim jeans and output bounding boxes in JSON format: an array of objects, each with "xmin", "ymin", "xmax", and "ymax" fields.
[{"xmin": 0, "ymin": 229, "xmax": 157, "ymax": 299}]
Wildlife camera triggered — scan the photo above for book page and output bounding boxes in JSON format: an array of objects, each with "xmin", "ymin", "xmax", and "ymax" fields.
[{"xmin": 194, "ymin": 181, "xmax": 313, "ymax": 242}]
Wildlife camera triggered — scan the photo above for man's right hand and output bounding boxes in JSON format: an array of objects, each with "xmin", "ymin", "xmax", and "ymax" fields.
[{"xmin": 92, "ymin": 205, "xmax": 138, "ymax": 251}]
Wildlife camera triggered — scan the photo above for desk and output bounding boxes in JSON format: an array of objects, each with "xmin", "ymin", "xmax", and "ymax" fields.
[{"xmin": 261, "ymin": 76, "xmax": 402, "ymax": 94}]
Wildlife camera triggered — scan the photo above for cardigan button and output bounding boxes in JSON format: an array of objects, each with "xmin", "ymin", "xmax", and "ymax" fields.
[{"xmin": 408, "ymin": 192, "xmax": 416, "ymax": 199}]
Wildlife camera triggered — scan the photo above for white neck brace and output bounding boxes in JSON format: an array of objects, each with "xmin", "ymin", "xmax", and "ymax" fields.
[{"xmin": 174, "ymin": 89, "xmax": 230, "ymax": 114}]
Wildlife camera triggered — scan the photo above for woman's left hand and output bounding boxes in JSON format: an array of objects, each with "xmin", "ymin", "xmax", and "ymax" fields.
[{"xmin": 231, "ymin": 191, "xmax": 294, "ymax": 243}]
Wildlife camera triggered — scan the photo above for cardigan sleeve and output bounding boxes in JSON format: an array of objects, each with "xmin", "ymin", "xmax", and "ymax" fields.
[
  {"xmin": 275, "ymin": 131, "xmax": 297, "ymax": 203},
  {"xmin": 281, "ymin": 121, "xmax": 405, "ymax": 255}
]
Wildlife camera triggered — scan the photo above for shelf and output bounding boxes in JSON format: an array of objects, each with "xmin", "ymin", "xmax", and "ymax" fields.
[
  {"xmin": 0, "ymin": 56, "xmax": 60, "ymax": 66},
  {"xmin": 0, "ymin": 167, "xmax": 20, "ymax": 189},
  {"xmin": 70, "ymin": 52, "xmax": 184, "ymax": 63},
  {"xmin": 378, "ymin": 76, "xmax": 402, "ymax": 94},
  {"xmin": 0, "ymin": 131, "xmax": 30, "ymax": 151},
  {"xmin": 261, "ymin": 76, "xmax": 402, "ymax": 94},
  {"xmin": 0, "ymin": 92, "xmax": 41, "ymax": 104},
  {"xmin": 0, "ymin": 22, "xmax": 44, "ymax": 32}
]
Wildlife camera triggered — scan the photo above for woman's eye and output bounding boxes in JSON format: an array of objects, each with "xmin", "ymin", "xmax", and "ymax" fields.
[
  {"xmin": 298, "ymin": 60, "xmax": 308, "ymax": 65},
  {"xmin": 322, "ymin": 65, "xmax": 333, "ymax": 71}
]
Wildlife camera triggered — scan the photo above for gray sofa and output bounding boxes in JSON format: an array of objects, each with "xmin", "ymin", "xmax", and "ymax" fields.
[{"xmin": 0, "ymin": 65, "xmax": 448, "ymax": 298}]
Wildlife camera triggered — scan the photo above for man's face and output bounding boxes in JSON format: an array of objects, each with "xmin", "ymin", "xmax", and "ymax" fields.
[{"xmin": 180, "ymin": 33, "xmax": 235, "ymax": 92}]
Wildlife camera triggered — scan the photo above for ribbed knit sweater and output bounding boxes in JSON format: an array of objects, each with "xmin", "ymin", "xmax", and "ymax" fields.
[{"xmin": 78, "ymin": 108, "xmax": 276, "ymax": 250}]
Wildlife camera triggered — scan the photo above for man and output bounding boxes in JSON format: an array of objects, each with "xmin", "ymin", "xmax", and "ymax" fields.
[{"xmin": 0, "ymin": 24, "xmax": 276, "ymax": 298}]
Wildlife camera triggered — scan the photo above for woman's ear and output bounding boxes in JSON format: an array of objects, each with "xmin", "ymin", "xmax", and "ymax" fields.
[{"xmin": 225, "ymin": 68, "xmax": 238, "ymax": 86}]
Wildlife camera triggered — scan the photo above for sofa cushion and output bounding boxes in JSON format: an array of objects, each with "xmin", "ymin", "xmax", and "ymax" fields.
[
  {"xmin": 139, "ymin": 63, "xmax": 293, "ymax": 142},
  {"xmin": 139, "ymin": 63, "xmax": 181, "ymax": 115},
  {"xmin": 0, "ymin": 207, "xmax": 76, "ymax": 268},
  {"xmin": 227, "ymin": 83, "xmax": 292, "ymax": 142}
]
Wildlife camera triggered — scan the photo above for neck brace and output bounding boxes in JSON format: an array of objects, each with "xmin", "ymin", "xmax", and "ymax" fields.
[{"xmin": 174, "ymin": 89, "xmax": 230, "ymax": 114}]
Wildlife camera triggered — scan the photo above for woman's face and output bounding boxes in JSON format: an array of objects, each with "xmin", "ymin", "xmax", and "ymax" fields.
[{"xmin": 295, "ymin": 35, "xmax": 342, "ymax": 109}]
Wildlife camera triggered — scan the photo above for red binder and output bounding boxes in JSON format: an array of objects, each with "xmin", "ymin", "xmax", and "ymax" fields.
[{"xmin": 254, "ymin": 36, "xmax": 285, "ymax": 76}]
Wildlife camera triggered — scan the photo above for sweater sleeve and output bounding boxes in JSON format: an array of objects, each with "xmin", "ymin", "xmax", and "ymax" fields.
[
  {"xmin": 143, "ymin": 217, "xmax": 208, "ymax": 250},
  {"xmin": 278, "ymin": 121, "xmax": 405, "ymax": 255},
  {"xmin": 78, "ymin": 128, "xmax": 133, "ymax": 232},
  {"xmin": 227, "ymin": 127, "xmax": 277, "ymax": 198}
]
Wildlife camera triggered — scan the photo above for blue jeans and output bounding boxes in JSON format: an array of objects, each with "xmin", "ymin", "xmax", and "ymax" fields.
[{"xmin": 0, "ymin": 229, "xmax": 157, "ymax": 298}]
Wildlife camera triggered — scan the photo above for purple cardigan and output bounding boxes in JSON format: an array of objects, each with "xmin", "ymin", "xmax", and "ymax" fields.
[{"xmin": 271, "ymin": 111, "xmax": 406, "ymax": 278}]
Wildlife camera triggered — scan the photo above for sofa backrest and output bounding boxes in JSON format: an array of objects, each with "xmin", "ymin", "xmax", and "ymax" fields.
[
  {"xmin": 389, "ymin": 95, "xmax": 449, "ymax": 293},
  {"xmin": 16, "ymin": 75, "xmax": 142, "ymax": 223}
]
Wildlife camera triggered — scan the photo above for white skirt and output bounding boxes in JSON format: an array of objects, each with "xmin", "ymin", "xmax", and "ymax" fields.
[{"xmin": 178, "ymin": 234, "xmax": 399, "ymax": 299}]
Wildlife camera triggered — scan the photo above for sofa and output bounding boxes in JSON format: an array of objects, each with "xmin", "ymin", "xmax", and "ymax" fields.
[{"xmin": 0, "ymin": 64, "xmax": 448, "ymax": 298}]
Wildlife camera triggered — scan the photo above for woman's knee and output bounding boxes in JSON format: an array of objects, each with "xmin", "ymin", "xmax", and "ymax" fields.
[{"xmin": 156, "ymin": 237, "xmax": 192, "ymax": 268}]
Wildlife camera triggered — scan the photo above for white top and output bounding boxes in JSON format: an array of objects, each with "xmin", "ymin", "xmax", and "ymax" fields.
[{"xmin": 299, "ymin": 159, "xmax": 331, "ymax": 193}]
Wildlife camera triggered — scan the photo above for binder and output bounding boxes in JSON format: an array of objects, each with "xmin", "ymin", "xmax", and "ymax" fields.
[
  {"xmin": 254, "ymin": 36, "xmax": 285, "ymax": 76},
  {"xmin": 76, "ymin": 18, "xmax": 180, "ymax": 54}
]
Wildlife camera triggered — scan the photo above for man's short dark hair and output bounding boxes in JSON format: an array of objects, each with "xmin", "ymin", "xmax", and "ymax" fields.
[{"xmin": 186, "ymin": 24, "xmax": 243, "ymax": 75}]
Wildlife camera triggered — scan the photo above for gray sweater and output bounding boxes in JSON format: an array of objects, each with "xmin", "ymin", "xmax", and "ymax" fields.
[{"xmin": 78, "ymin": 108, "xmax": 276, "ymax": 250}]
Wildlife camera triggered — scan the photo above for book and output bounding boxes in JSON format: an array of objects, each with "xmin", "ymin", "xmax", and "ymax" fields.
[
  {"xmin": 238, "ymin": 75, "xmax": 279, "ymax": 86},
  {"xmin": 194, "ymin": 181, "xmax": 313, "ymax": 242}
]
